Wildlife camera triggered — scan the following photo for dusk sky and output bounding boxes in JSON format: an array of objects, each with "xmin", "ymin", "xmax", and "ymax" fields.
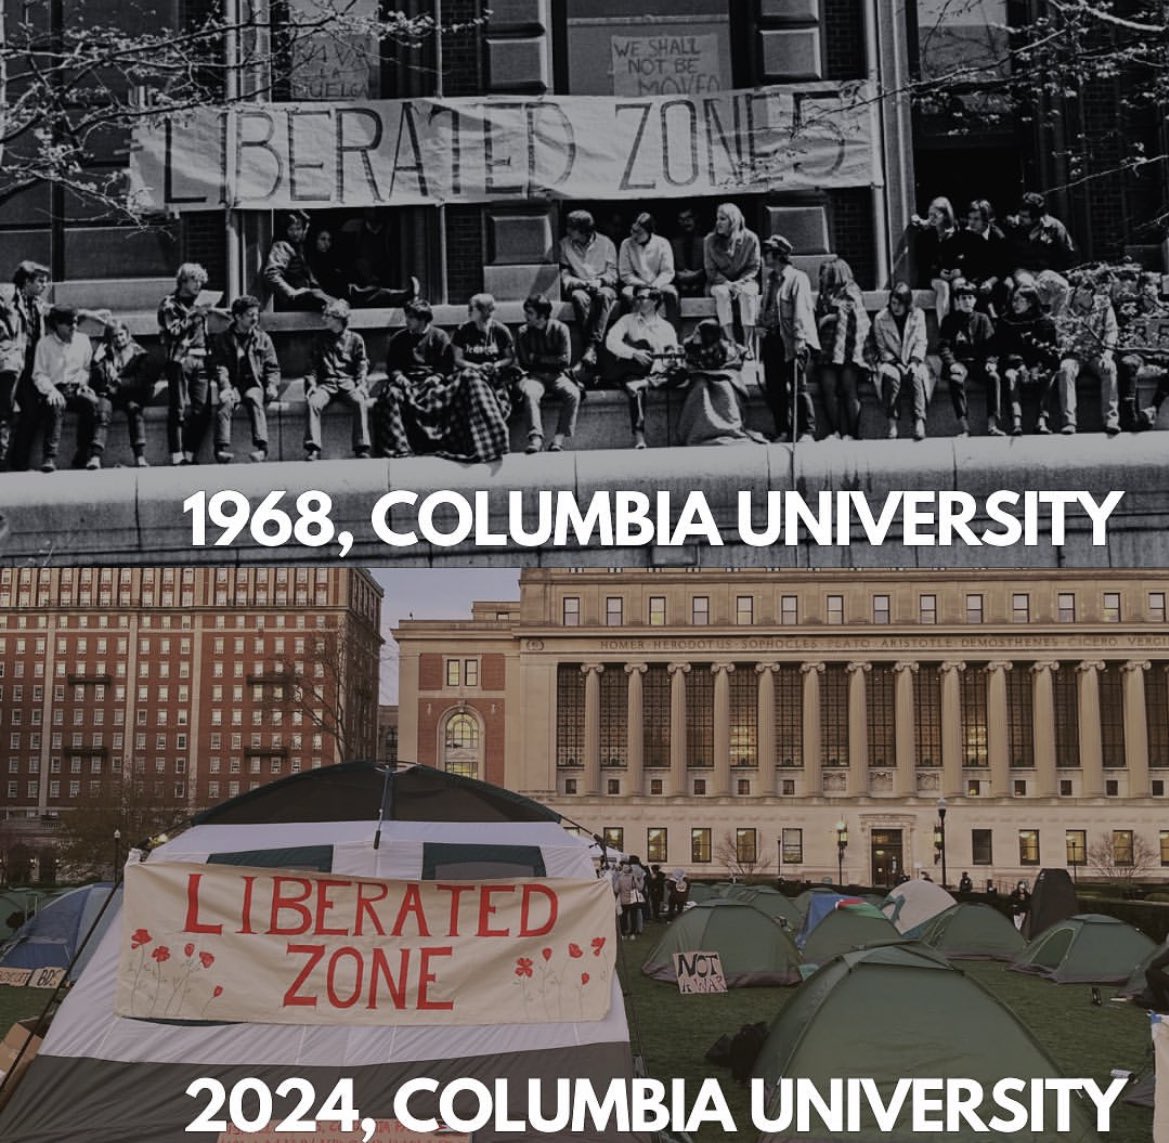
[{"xmin": 370, "ymin": 568, "xmax": 521, "ymax": 703}]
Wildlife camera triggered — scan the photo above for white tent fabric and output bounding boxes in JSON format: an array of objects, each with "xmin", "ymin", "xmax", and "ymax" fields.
[
  {"xmin": 881, "ymin": 879, "xmax": 956, "ymax": 934},
  {"xmin": 0, "ymin": 815, "xmax": 637, "ymax": 1142}
]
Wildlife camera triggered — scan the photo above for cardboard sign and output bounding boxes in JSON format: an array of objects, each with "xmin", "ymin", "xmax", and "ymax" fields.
[
  {"xmin": 131, "ymin": 82, "xmax": 875, "ymax": 211},
  {"xmin": 0, "ymin": 968, "xmax": 32, "ymax": 988},
  {"xmin": 116, "ymin": 863, "xmax": 616, "ymax": 1027},
  {"xmin": 611, "ymin": 34, "xmax": 723, "ymax": 97},
  {"xmin": 672, "ymin": 950, "xmax": 727, "ymax": 994},
  {"xmin": 27, "ymin": 967, "xmax": 65, "ymax": 989}
]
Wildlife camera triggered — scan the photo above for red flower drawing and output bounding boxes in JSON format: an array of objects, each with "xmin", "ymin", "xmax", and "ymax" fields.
[
  {"xmin": 213, "ymin": 986, "xmax": 223, "ymax": 998},
  {"xmin": 514, "ymin": 957, "xmax": 534, "ymax": 978},
  {"xmin": 591, "ymin": 936, "xmax": 606, "ymax": 956},
  {"xmin": 151, "ymin": 945, "xmax": 171, "ymax": 963},
  {"xmin": 541, "ymin": 947, "xmax": 552, "ymax": 961},
  {"xmin": 130, "ymin": 928, "xmax": 152, "ymax": 949},
  {"xmin": 581, "ymin": 972, "xmax": 590, "ymax": 985},
  {"xmin": 184, "ymin": 942, "xmax": 195, "ymax": 958},
  {"xmin": 199, "ymin": 951, "xmax": 215, "ymax": 969},
  {"xmin": 568, "ymin": 943, "xmax": 583, "ymax": 958}
]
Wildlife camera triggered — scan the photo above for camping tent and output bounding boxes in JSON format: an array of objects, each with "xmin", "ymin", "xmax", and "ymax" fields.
[
  {"xmin": 880, "ymin": 879, "xmax": 956, "ymax": 934},
  {"xmin": 1118, "ymin": 934, "xmax": 1169, "ymax": 1001},
  {"xmin": 1010, "ymin": 913, "xmax": 1156, "ymax": 984},
  {"xmin": 799, "ymin": 904, "xmax": 906, "ymax": 965},
  {"xmin": 796, "ymin": 891, "xmax": 852, "ymax": 944},
  {"xmin": 793, "ymin": 886, "xmax": 842, "ymax": 922},
  {"xmin": 732, "ymin": 887, "xmax": 801, "ymax": 929},
  {"xmin": 0, "ymin": 763, "xmax": 642, "ymax": 1143},
  {"xmin": 752, "ymin": 944, "xmax": 1101, "ymax": 1142},
  {"xmin": 641, "ymin": 900, "xmax": 802, "ymax": 987},
  {"xmin": 914, "ymin": 902, "xmax": 1026, "ymax": 960},
  {"xmin": 1020, "ymin": 868, "xmax": 1078, "ymax": 940},
  {"xmin": 0, "ymin": 882, "xmax": 118, "ymax": 979}
]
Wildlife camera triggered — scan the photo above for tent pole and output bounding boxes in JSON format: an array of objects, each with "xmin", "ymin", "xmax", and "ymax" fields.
[{"xmin": 373, "ymin": 764, "xmax": 395, "ymax": 850}]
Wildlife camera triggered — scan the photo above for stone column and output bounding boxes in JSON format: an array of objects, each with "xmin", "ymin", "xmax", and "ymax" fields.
[
  {"xmin": 939, "ymin": 661, "xmax": 966, "ymax": 798},
  {"xmin": 755, "ymin": 663, "xmax": 777, "ymax": 791},
  {"xmin": 845, "ymin": 661, "xmax": 870, "ymax": 796},
  {"xmin": 893, "ymin": 661, "xmax": 918, "ymax": 798},
  {"xmin": 1077, "ymin": 661, "xmax": 1105, "ymax": 798},
  {"xmin": 986, "ymin": 661, "xmax": 1012, "ymax": 798},
  {"xmin": 624, "ymin": 663, "xmax": 647, "ymax": 797},
  {"xmin": 667, "ymin": 663, "xmax": 690, "ymax": 798},
  {"xmin": 581, "ymin": 663, "xmax": 604, "ymax": 797},
  {"xmin": 1122, "ymin": 660, "xmax": 1151, "ymax": 797},
  {"xmin": 1030, "ymin": 661, "xmax": 1059, "ymax": 798},
  {"xmin": 801, "ymin": 662, "xmax": 825, "ymax": 795},
  {"xmin": 711, "ymin": 663, "xmax": 735, "ymax": 797}
]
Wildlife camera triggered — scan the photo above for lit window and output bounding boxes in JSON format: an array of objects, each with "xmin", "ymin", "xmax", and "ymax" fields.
[
  {"xmin": 691, "ymin": 827, "xmax": 711, "ymax": 863},
  {"xmin": 648, "ymin": 596, "xmax": 666, "ymax": 626},
  {"xmin": 464, "ymin": 659, "xmax": 479, "ymax": 687},
  {"xmin": 692, "ymin": 596, "xmax": 709, "ymax": 626},
  {"xmin": 446, "ymin": 660, "xmax": 460, "ymax": 687},
  {"xmin": 735, "ymin": 828, "xmax": 757, "ymax": 864},
  {"xmin": 562, "ymin": 597, "xmax": 580, "ymax": 626},
  {"xmin": 1112, "ymin": 829, "xmax": 1134, "ymax": 866},
  {"xmin": 1018, "ymin": 829, "xmax": 1039, "ymax": 865},
  {"xmin": 872, "ymin": 595, "xmax": 890, "ymax": 625},
  {"xmin": 781, "ymin": 828, "xmax": 803, "ymax": 864},
  {"xmin": 827, "ymin": 595, "xmax": 844, "ymax": 625},
  {"xmin": 646, "ymin": 828, "xmax": 667, "ymax": 863},
  {"xmin": 1066, "ymin": 829, "xmax": 1086, "ymax": 867},
  {"xmin": 603, "ymin": 827, "xmax": 624, "ymax": 851}
]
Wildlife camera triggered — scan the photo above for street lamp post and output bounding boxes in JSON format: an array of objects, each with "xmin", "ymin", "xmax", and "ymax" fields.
[
  {"xmin": 935, "ymin": 798, "xmax": 948, "ymax": 889},
  {"xmin": 835, "ymin": 819, "xmax": 848, "ymax": 887},
  {"xmin": 113, "ymin": 829, "xmax": 122, "ymax": 886}
]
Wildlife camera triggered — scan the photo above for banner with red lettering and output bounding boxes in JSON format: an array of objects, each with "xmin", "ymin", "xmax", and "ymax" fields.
[
  {"xmin": 129, "ymin": 83, "xmax": 874, "ymax": 212},
  {"xmin": 115, "ymin": 863, "xmax": 616, "ymax": 1026}
]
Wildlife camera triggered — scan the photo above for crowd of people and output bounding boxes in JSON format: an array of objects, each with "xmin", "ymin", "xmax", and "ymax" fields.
[
  {"xmin": 605, "ymin": 857, "xmax": 691, "ymax": 938},
  {"xmin": 2, "ymin": 192, "xmax": 1166, "ymax": 471}
]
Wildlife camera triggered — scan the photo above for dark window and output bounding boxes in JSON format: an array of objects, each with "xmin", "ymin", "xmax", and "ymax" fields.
[
  {"xmin": 821, "ymin": 665, "xmax": 848, "ymax": 768},
  {"xmin": 686, "ymin": 666, "xmax": 713, "ymax": 767},
  {"xmin": 1100, "ymin": 664, "xmax": 1126, "ymax": 768},
  {"xmin": 643, "ymin": 665, "xmax": 671, "ymax": 768},
  {"xmin": 606, "ymin": 778, "xmax": 620, "ymax": 795},
  {"xmin": 556, "ymin": 665, "xmax": 584, "ymax": 767},
  {"xmin": 693, "ymin": 778, "xmax": 706, "ymax": 795},
  {"xmin": 866, "ymin": 664, "xmax": 894, "ymax": 767},
  {"xmin": 736, "ymin": 778, "xmax": 750, "ymax": 795},
  {"xmin": 600, "ymin": 667, "xmax": 628, "ymax": 768},
  {"xmin": 650, "ymin": 779, "xmax": 663, "ymax": 794},
  {"xmin": 775, "ymin": 666, "xmax": 803, "ymax": 767},
  {"xmin": 1060, "ymin": 779, "xmax": 1073, "ymax": 796},
  {"xmin": 1053, "ymin": 667, "xmax": 1080, "ymax": 767},
  {"xmin": 971, "ymin": 829, "xmax": 992, "ymax": 865},
  {"xmin": 1013, "ymin": 779, "xmax": 1027, "ymax": 796},
  {"xmin": 915, "ymin": 665, "xmax": 942, "ymax": 767},
  {"xmin": 1007, "ymin": 665, "xmax": 1034, "ymax": 768},
  {"xmin": 730, "ymin": 668, "xmax": 758, "ymax": 767},
  {"xmin": 960, "ymin": 667, "xmax": 988, "ymax": 767},
  {"xmin": 1105, "ymin": 779, "xmax": 1119, "ymax": 797}
]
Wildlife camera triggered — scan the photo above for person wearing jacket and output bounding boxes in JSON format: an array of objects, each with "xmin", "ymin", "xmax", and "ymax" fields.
[
  {"xmin": 994, "ymin": 284, "xmax": 1060, "ymax": 435},
  {"xmin": 911, "ymin": 196, "xmax": 963, "ymax": 326},
  {"xmin": 303, "ymin": 299, "xmax": 372, "ymax": 460},
  {"xmin": 211, "ymin": 295, "xmax": 281, "ymax": 464},
  {"xmin": 26, "ymin": 305, "xmax": 97, "ymax": 472},
  {"xmin": 514, "ymin": 293, "xmax": 580, "ymax": 454},
  {"xmin": 0, "ymin": 261, "xmax": 51, "ymax": 469},
  {"xmin": 937, "ymin": 279, "xmax": 997, "ymax": 437},
  {"xmin": 559, "ymin": 210, "xmax": 618, "ymax": 371},
  {"xmin": 814, "ymin": 257, "xmax": 870, "ymax": 441},
  {"xmin": 1054, "ymin": 274, "xmax": 1120, "ymax": 436},
  {"xmin": 617, "ymin": 212, "xmax": 678, "ymax": 323},
  {"xmin": 957, "ymin": 200, "xmax": 1011, "ymax": 317},
  {"xmin": 871, "ymin": 282, "xmax": 931, "ymax": 440},
  {"xmin": 759, "ymin": 234, "xmax": 819, "ymax": 442},
  {"xmin": 89, "ymin": 320, "xmax": 153, "ymax": 467},
  {"xmin": 704, "ymin": 203, "xmax": 762, "ymax": 357}
]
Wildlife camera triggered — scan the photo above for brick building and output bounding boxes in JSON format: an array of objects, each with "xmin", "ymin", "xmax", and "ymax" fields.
[
  {"xmin": 5, "ymin": 1, "xmax": 1161, "ymax": 306},
  {"xmin": 0, "ymin": 567, "xmax": 382, "ymax": 855},
  {"xmin": 396, "ymin": 569, "xmax": 1169, "ymax": 887}
]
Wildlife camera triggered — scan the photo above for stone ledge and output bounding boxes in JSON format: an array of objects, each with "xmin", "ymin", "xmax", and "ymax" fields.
[{"xmin": 0, "ymin": 436, "xmax": 1159, "ymax": 566}]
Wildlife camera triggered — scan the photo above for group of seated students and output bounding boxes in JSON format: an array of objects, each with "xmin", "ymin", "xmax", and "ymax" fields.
[{"xmin": 2, "ymin": 191, "xmax": 1166, "ymax": 471}]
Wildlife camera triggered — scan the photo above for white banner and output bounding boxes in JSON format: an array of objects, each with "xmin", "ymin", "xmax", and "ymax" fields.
[
  {"xmin": 130, "ymin": 84, "xmax": 874, "ymax": 212},
  {"xmin": 115, "ymin": 862, "xmax": 616, "ymax": 1026}
]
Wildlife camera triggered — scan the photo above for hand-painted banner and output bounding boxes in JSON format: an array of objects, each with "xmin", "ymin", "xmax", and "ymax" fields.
[
  {"xmin": 115, "ymin": 862, "xmax": 616, "ymax": 1026},
  {"xmin": 130, "ymin": 83, "xmax": 873, "ymax": 212}
]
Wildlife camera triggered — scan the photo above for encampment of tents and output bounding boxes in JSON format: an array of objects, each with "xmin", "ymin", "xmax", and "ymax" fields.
[
  {"xmin": 799, "ymin": 904, "xmax": 906, "ymax": 965},
  {"xmin": 728, "ymin": 887, "xmax": 801, "ymax": 929},
  {"xmin": 0, "ymin": 763, "xmax": 642, "ymax": 1143},
  {"xmin": 752, "ymin": 944, "xmax": 1101, "ymax": 1143},
  {"xmin": 793, "ymin": 885, "xmax": 843, "ymax": 922},
  {"xmin": 1020, "ymin": 868, "xmax": 1078, "ymax": 940},
  {"xmin": 880, "ymin": 878, "xmax": 956, "ymax": 934},
  {"xmin": 914, "ymin": 902, "xmax": 1026, "ymax": 960},
  {"xmin": 1010, "ymin": 913, "xmax": 1157, "ymax": 984},
  {"xmin": 641, "ymin": 900, "xmax": 802, "ymax": 987},
  {"xmin": 0, "ymin": 882, "xmax": 118, "ymax": 979}
]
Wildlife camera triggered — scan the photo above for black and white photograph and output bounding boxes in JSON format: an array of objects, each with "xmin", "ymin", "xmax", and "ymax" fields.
[{"xmin": 0, "ymin": 0, "xmax": 1167, "ymax": 564}]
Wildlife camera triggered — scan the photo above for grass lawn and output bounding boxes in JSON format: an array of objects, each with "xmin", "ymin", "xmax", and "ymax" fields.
[
  {"xmin": 0, "ymin": 985, "xmax": 50, "ymax": 1036},
  {"xmin": 618, "ymin": 930, "xmax": 1155, "ymax": 1142}
]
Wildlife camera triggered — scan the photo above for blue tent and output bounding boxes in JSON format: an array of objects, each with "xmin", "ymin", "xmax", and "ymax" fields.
[{"xmin": 0, "ymin": 883, "xmax": 119, "ymax": 978}]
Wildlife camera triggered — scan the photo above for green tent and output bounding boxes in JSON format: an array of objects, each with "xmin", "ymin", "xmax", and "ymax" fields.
[
  {"xmin": 801, "ymin": 905, "xmax": 905, "ymax": 965},
  {"xmin": 793, "ymin": 886, "xmax": 842, "ymax": 922},
  {"xmin": 753, "ymin": 944, "xmax": 1101, "ymax": 1143},
  {"xmin": 641, "ymin": 900, "xmax": 802, "ymax": 987},
  {"xmin": 1010, "ymin": 913, "xmax": 1156, "ymax": 984},
  {"xmin": 914, "ymin": 902, "xmax": 1026, "ymax": 961},
  {"xmin": 1118, "ymin": 934, "xmax": 1169, "ymax": 1000},
  {"xmin": 733, "ymin": 887, "xmax": 801, "ymax": 929},
  {"xmin": 688, "ymin": 881, "xmax": 726, "ymax": 904}
]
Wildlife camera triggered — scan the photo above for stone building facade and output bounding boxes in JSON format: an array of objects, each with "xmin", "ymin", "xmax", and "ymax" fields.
[{"xmin": 396, "ymin": 569, "xmax": 1169, "ymax": 887}]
